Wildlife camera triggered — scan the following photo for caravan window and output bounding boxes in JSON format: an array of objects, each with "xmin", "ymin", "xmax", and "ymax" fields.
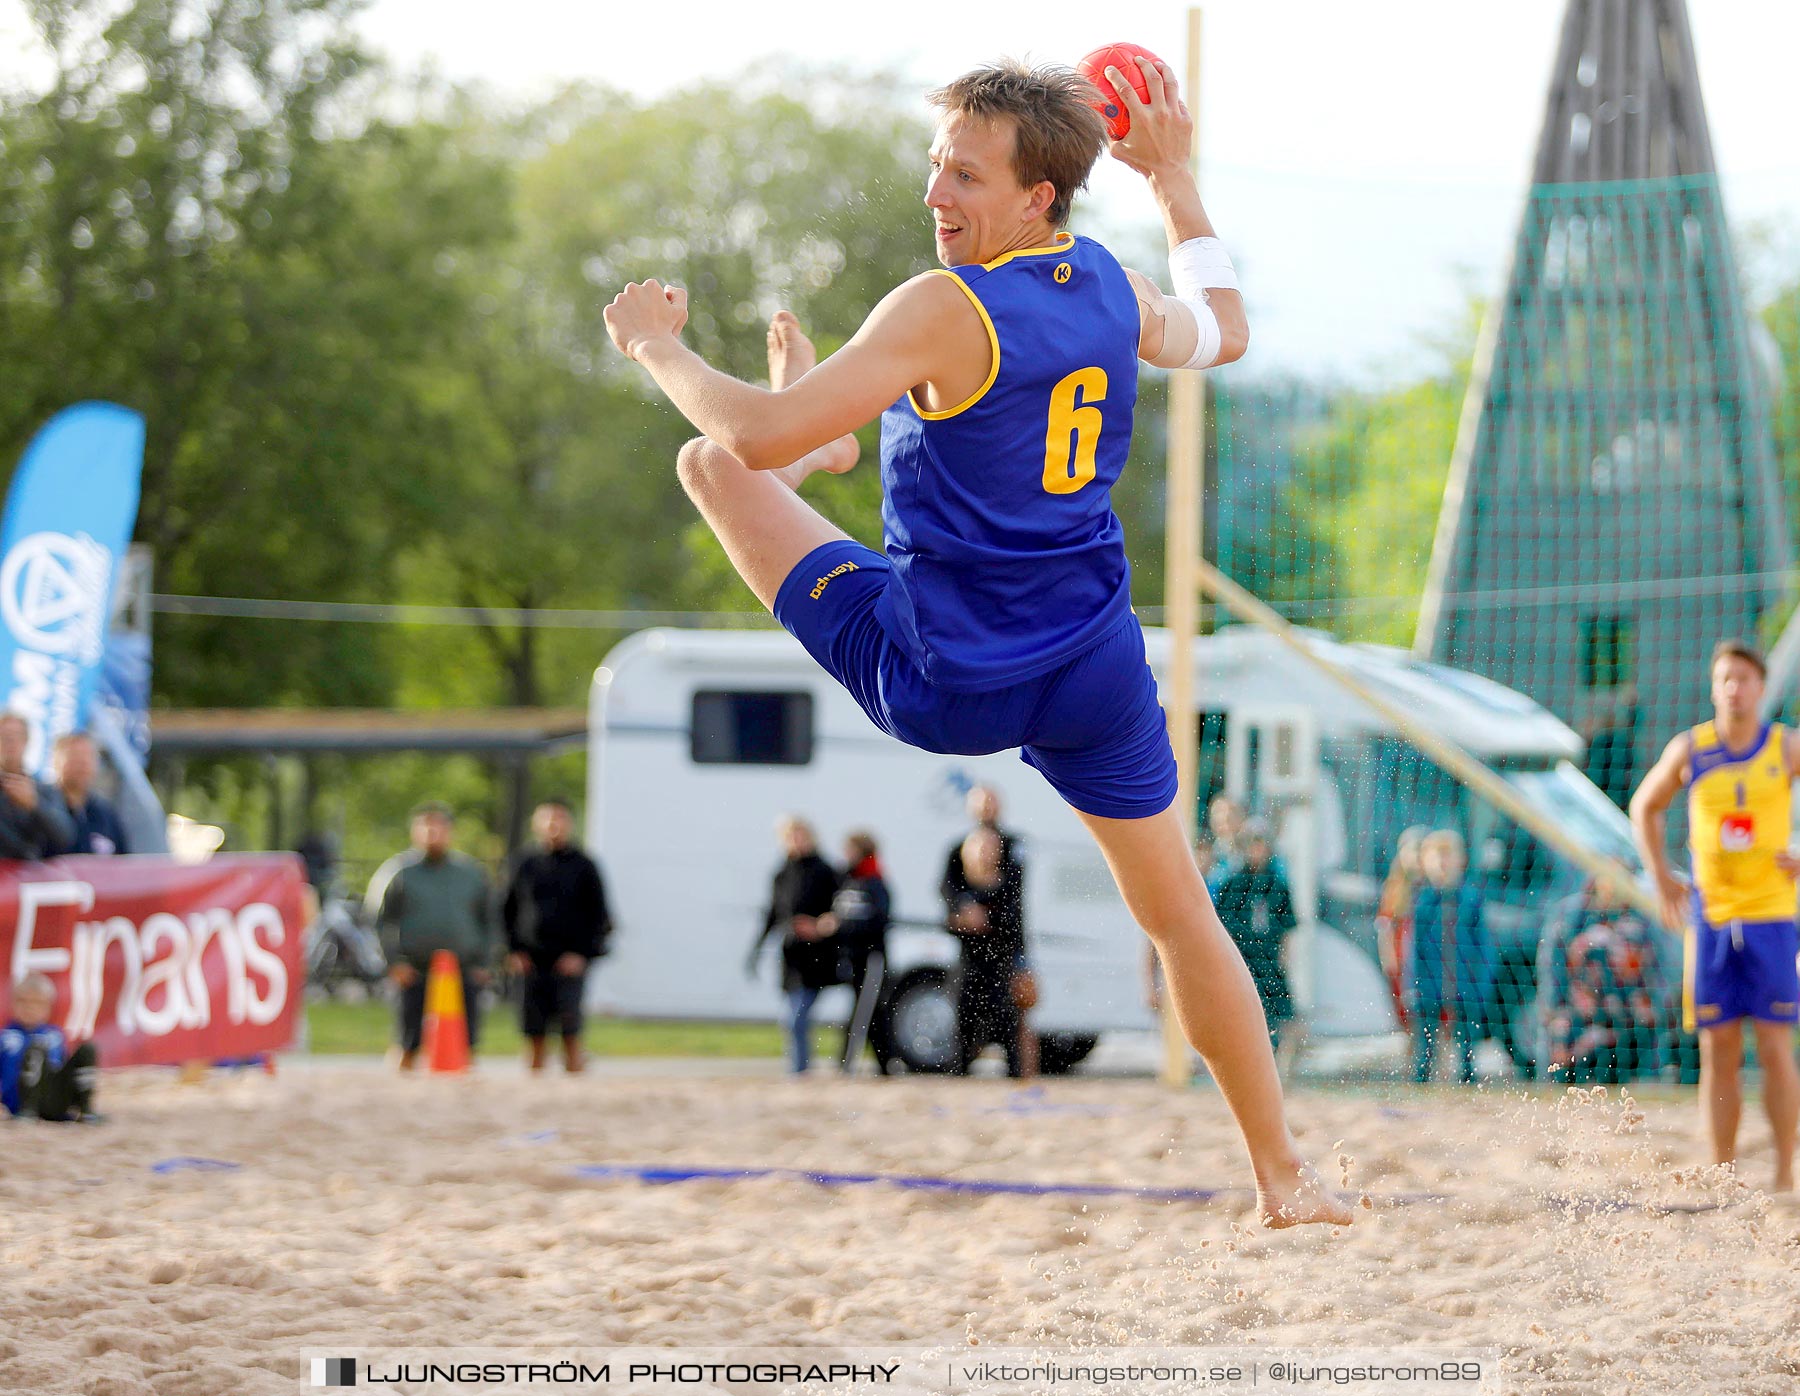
[{"xmin": 690, "ymin": 691, "xmax": 814, "ymax": 765}]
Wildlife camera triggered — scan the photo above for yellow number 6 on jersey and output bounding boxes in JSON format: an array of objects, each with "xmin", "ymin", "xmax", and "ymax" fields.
[{"xmin": 1043, "ymin": 366, "xmax": 1107, "ymax": 495}]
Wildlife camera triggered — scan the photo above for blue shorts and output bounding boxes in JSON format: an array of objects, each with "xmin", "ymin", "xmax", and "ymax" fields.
[
  {"xmin": 1685, "ymin": 901, "xmax": 1800, "ymax": 1031},
  {"xmin": 773, "ymin": 539, "xmax": 1178, "ymax": 820}
]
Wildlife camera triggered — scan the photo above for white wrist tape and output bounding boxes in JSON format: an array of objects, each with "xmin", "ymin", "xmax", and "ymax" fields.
[{"xmin": 1167, "ymin": 237, "xmax": 1237, "ymax": 370}]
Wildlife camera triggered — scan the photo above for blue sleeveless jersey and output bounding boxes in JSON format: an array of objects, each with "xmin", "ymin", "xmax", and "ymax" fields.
[{"xmin": 874, "ymin": 230, "xmax": 1140, "ymax": 689}]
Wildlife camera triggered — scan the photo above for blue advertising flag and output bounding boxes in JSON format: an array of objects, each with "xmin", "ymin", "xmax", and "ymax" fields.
[{"xmin": 0, "ymin": 403, "xmax": 145, "ymax": 776}]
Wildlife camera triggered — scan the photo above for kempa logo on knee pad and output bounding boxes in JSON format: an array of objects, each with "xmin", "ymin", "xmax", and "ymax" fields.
[{"xmin": 810, "ymin": 561, "xmax": 859, "ymax": 599}]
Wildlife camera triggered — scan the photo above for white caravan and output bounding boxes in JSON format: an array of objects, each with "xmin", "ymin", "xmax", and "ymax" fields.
[{"xmin": 585, "ymin": 625, "xmax": 1642, "ymax": 1074}]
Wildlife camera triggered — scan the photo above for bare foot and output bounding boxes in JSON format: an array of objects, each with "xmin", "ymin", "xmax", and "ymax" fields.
[
  {"xmin": 767, "ymin": 310, "xmax": 816, "ymax": 389},
  {"xmin": 766, "ymin": 309, "xmax": 858, "ymax": 489},
  {"xmin": 1256, "ymin": 1159, "xmax": 1357, "ymax": 1230},
  {"xmin": 1774, "ymin": 1167, "xmax": 1794, "ymax": 1194},
  {"xmin": 770, "ymin": 435, "xmax": 859, "ymax": 490}
]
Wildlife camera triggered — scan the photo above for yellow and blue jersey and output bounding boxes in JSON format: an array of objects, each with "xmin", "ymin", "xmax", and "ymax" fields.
[
  {"xmin": 874, "ymin": 230, "xmax": 1140, "ymax": 690},
  {"xmin": 1684, "ymin": 720, "xmax": 1796, "ymax": 925},
  {"xmin": 773, "ymin": 231, "xmax": 1178, "ymax": 819}
]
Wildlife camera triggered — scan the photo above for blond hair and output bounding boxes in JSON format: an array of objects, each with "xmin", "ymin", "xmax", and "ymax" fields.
[{"xmin": 927, "ymin": 60, "xmax": 1108, "ymax": 226}]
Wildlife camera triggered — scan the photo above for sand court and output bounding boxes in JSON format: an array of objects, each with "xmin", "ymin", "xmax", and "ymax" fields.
[{"xmin": 4, "ymin": 1067, "xmax": 1800, "ymax": 1394}]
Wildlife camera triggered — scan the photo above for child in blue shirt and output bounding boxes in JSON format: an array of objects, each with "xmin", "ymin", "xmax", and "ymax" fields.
[
  {"xmin": 1406, "ymin": 831, "xmax": 1496, "ymax": 1084},
  {"xmin": 1, "ymin": 974, "xmax": 99, "ymax": 1121}
]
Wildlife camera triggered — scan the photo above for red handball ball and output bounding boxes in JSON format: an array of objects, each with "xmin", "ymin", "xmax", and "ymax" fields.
[{"xmin": 1078, "ymin": 42, "xmax": 1162, "ymax": 140}]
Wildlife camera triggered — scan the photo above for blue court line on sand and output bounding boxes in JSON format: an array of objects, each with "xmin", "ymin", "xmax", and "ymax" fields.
[
  {"xmin": 572, "ymin": 1165, "xmax": 1742, "ymax": 1216},
  {"xmin": 571, "ymin": 1163, "xmax": 1233, "ymax": 1203},
  {"xmin": 926, "ymin": 1102, "xmax": 1126, "ymax": 1120},
  {"xmin": 150, "ymin": 1157, "xmax": 242, "ymax": 1174},
  {"xmin": 570, "ymin": 1163, "xmax": 1447, "ymax": 1209}
]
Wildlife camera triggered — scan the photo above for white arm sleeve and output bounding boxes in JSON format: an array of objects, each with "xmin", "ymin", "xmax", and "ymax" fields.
[{"xmin": 1166, "ymin": 237, "xmax": 1239, "ymax": 371}]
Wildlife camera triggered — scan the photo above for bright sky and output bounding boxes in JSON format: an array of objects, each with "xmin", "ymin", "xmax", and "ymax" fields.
[{"xmin": 5, "ymin": 0, "xmax": 1797, "ymax": 382}]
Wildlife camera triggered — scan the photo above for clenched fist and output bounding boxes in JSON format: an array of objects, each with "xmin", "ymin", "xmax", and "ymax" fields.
[{"xmin": 604, "ymin": 279, "xmax": 689, "ymax": 361}]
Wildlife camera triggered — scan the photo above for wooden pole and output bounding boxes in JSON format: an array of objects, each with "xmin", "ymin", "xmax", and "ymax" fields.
[{"xmin": 1158, "ymin": 5, "xmax": 1205, "ymax": 1089}]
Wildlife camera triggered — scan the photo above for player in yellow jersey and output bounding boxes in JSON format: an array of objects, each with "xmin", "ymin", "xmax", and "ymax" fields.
[{"xmin": 1631, "ymin": 639, "xmax": 1800, "ymax": 1192}]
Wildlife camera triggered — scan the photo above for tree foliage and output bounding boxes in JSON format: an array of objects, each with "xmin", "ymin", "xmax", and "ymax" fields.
[
  {"xmin": 388, "ymin": 74, "xmax": 936, "ymax": 709},
  {"xmin": 0, "ymin": 6, "xmax": 952, "ymax": 859},
  {"xmin": 1279, "ymin": 310, "xmax": 1479, "ymax": 646},
  {"xmin": 0, "ymin": 0, "xmax": 515, "ymax": 706},
  {"xmin": 0, "ymin": 8, "xmax": 941, "ymax": 722}
]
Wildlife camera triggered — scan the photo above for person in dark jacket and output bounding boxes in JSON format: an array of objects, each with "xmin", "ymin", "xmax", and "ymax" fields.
[
  {"xmin": 748, "ymin": 816, "xmax": 841, "ymax": 1074},
  {"xmin": 1406, "ymin": 829, "xmax": 1495, "ymax": 1084},
  {"xmin": 503, "ymin": 798, "xmax": 612, "ymax": 1074},
  {"xmin": 939, "ymin": 784, "xmax": 1023, "ymax": 911},
  {"xmin": 816, "ymin": 829, "xmax": 891, "ymax": 1073},
  {"xmin": 0, "ymin": 712, "xmax": 74, "ymax": 861},
  {"xmin": 1214, "ymin": 820, "xmax": 1297, "ymax": 1053},
  {"xmin": 52, "ymin": 732, "xmax": 129, "ymax": 855},
  {"xmin": 946, "ymin": 826, "xmax": 1029, "ymax": 1077},
  {"xmin": 367, "ymin": 802, "xmax": 497, "ymax": 1070}
]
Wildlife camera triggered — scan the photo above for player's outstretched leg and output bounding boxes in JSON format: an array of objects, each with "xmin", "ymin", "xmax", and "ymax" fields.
[
  {"xmin": 1074, "ymin": 804, "xmax": 1355, "ymax": 1229},
  {"xmin": 765, "ymin": 310, "xmax": 859, "ymax": 490},
  {"xmin": 675, "ymin": 434, "xmax": 851, "ymax": 611}
]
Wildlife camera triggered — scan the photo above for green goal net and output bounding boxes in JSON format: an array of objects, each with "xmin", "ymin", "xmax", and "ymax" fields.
[{"xmin": 1195, "ymin": 155, "xmax": 1799, "ymax": 1085}]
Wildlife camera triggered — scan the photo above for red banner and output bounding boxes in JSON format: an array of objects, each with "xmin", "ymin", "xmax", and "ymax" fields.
[{"xmin": 0, "ymin": 854, "xmax": 306, "ymax": 1067}]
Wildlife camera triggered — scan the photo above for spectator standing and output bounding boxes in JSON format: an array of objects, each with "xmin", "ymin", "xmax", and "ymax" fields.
[
  {"xmin": 946, "ymin": 827, "xmax": 1030, "ymax": 1078},
  {"xmin": 1, "ymin": 974, "xmax": 99, "ymax": 1121},
  {"xmin": 0, "ymin": 712, "xmax": 73, "ymax": 861},
  {"xmin": 940, "ymin": 785, "xmax": 1036, "ymax": 1071},
  {"xmin": 1375, "ymin": 825, "xmax": 1430, "ymax": 1029},
  {"xmin": 503, "ymin": 798, "xmax": 612, "ymax": 1074},
  {"xmin": 816, "ymin": 829, "xmax": 891, "ymax": 1073},
  {"xmin": 53, "ymin": 732, "xmax": 128, "ymax": 855},
  {"xmin": 1207, "ymin": 794, "xmax": 1247, "ymax": 885},
  {"xmin": 1213, "ymin": 820, "xmax": 1298, "ymax": 1058},
  {"xmin": 1538, "ymin": 877, "xmax": 1669, "ymax": 1084},
  {"xmin": 747, "ymin": 816, "xmax": 841, "ymax": 1075},
  {"xmin": 367, "ymin": 803, "xmax": 497, "ymax": 1071},
  {"xmin": 939, "ymin": 785, "xmax": 1027, "ymax": 941},
  {"xmin": 1407, "ymin": 830, "xmax": 1494, "ymax": 1084}
]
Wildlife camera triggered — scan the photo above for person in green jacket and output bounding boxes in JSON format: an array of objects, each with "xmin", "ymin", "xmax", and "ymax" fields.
[
  {"xmin": 1213, "ymin": 820, "xmax": 1298, "ymax": 1056},
  {"xmin": 367, "ymin": 802, "xmax": 497, "ymax": 1070}
]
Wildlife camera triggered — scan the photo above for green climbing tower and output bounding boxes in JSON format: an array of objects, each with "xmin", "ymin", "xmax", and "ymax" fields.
[{"xmin": 1414, "ymin": 0, "xmax": 1787, "ymax": 807}]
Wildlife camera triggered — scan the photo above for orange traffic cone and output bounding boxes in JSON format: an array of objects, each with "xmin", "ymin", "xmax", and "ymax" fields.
[{"xmin": 421, "ymin": 950, "xmax": 471, "ymax": 1074}]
